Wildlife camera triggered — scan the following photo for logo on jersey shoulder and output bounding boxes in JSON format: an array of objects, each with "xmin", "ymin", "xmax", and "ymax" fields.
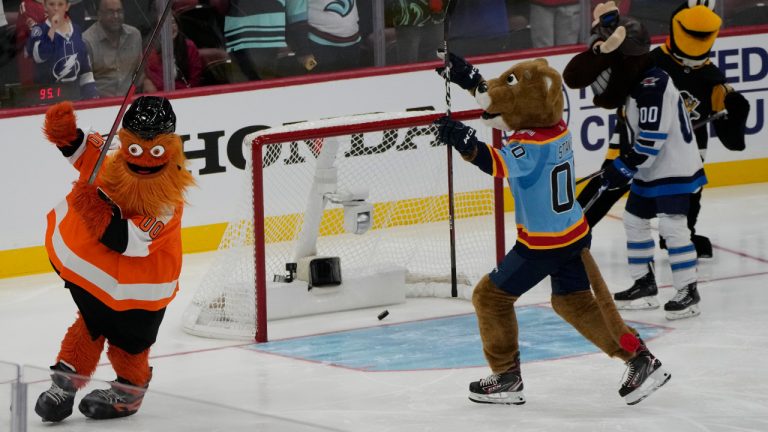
[
  {"xmin": 324, "ymin": 0, "xmax": 355, "ymax": 17},
  {"xmin": 679, "ymin": 90, "xmax": 702, "ymax": 121},
  {"xmin": 640, "ymin": 77, "xmax": 659, "ymax": 87},
  {"xmin": 31, "ymin": 26, "xmax": 43, "ymax": 38}
]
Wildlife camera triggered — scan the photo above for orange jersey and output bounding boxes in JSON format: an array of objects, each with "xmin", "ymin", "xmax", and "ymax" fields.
[{"xmin": 45, "ymin": 132, "xmax": 183, "ymax": 312}]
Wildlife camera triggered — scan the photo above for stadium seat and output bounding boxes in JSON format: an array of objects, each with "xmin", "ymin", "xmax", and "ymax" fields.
[
  {"xmin": 176, "ymin": 5, "xmax": 226, "ymax": 49},
  {"xmin": 725, "ymin": 3, "xmax": 768, "ymax": 27},
  {"xmin": 198, "ymin": 48, "xmax": 247, "ymax": 86},
  {"xmin": 204, "ymin": 0, "xmax": 229, "ymax": 16}
]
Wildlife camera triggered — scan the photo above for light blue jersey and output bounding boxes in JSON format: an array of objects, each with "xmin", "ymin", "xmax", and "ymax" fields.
[{"xmin": 469, "ymin": 120, "xmax": 589, "ymax": 255}]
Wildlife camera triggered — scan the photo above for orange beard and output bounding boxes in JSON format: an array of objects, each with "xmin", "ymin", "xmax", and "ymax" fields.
[{"xmin": 99, "ymin": 133, "xmax": 196, "ymax": 217}]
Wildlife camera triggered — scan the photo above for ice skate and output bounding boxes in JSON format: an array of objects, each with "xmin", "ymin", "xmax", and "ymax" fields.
[
  {"xmin": 468, "ymin": 367, "xmax": 525, "ymax": 405},
  {"xmin": 619, "ymin": 346, "xmax": 671, "ymax": 405},
  {"xmin": 78, "ymin": 374, "xmax": 150, "ymax": 420},
  {"xmin": 613, "ymin": 265, "xmax": 659, "ymax": 310},
  {"xmin": 34, "ymin": 362, "xmax": 77, "ymax": 422},
  {"xmin": 664, "ymin": 282, "xmax": 701, "ymax": 320}
]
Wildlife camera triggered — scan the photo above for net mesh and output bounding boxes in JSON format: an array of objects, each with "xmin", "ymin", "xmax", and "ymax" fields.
[{"xmin": 182, "ymin": 111, "xmax": 502, "ymax": 340}]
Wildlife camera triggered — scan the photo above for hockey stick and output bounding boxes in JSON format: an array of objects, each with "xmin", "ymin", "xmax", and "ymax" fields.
[
  {"xmin": 582, "ymin": 184, "xmax": 608, "ymax": 213},
  {"xmin": 575, "ymin": 110, "xmax": 728, "ymax": 188},
  {"xmin": 87, "ymin": 0, "xmax": 175, "ymax": 184},
  {"xmin": 442, "ymin": 0, "xmax": 459, "ymax": 298}
]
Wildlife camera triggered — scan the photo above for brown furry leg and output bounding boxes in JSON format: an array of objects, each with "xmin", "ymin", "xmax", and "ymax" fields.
[
  {"xmin": 551, "ymin": 291, "xmax": 635, "ymax": 362},
  {"xmin": 56, "ymin": 314, "xmax": 105, "ymax": 389},
  {"xmin": 472, "ymin": 275, "xmax": 520, "ymax": 373},
  {"xmin": 580, "ymin": 249, "xmax": 640, "ymax": 353},
  {"xmin": 106, "ymin": 345, "xmax": 151, "ymax": 387}
]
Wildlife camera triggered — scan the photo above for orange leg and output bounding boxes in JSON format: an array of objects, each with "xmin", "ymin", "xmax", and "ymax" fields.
[
  {"xmin": 107, "ymin": 345, "xmax": 151, "ymax": 387},
  {"xmin": 56, "ymin": 314, "xmax": 105, "ymax": 389}
]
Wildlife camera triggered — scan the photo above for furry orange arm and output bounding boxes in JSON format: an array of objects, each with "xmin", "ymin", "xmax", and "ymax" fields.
[
  {"xmin": 70, "ymin": 181, "xmax": 115, "ymax": 241},
  {"xmin": 44, "ymin": 101, "xmax": 79, "ymax": 148}
]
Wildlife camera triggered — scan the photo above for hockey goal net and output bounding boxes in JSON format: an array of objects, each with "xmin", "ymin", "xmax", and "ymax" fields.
[{"xmin": 181, "ymin": 109, "xmax": 506, "ymax": 342}]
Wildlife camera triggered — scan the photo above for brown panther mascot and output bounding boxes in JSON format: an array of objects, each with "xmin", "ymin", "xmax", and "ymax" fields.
[
  {"xmin": 433, "ymin": 52, "xmax": 670, "ymax": 405},
  {"xmin": 35, "ymin": 96, "xmax": 195, "ymax": 422}
]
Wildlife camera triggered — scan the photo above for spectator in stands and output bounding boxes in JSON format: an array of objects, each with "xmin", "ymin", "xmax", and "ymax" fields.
[
  {"xmin": 143, "ymin": 14, "xmax": 203, "ymax": 91},
  {"xmin": 224, "ymin": 0, "xmax": 316, "ymax": 80},
  {"xmin": 307, "ymin": 0, "xmax": 362, "ymax": 73},
  {"xmin": 17, "ymin": 0, "xmax": 47, "ymax": 85},
  {"xmin": 122, "ymin": 0, "xmax": 154, "ymax": 39},
  {"xmin": 529, "ymin": 0, "xmax": 580, "ymax": 48},
  {"xmin": 447, "ymin": 0, "xmax": 511, "ymax": 56},
  {"xmin": 386, "ymin": 0, "xmax": 445, "ymax": 65},
  {"xmin": 83, "ymin": 0, "xmax": 143, "ymax": 97},
  {"xmin": 25, "ymin": 0, "xmax": 98, "ymax": 99}
]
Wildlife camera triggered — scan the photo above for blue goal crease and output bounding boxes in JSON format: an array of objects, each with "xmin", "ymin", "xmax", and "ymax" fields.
[{"xmin": 246, "ymin": 306, "xmax": 667, "ymax": 372}]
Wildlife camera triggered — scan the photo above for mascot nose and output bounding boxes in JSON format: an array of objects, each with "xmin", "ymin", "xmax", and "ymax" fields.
[{"xmin": 477, "ymin": 81, "xmax": 488, "ymax": 94}]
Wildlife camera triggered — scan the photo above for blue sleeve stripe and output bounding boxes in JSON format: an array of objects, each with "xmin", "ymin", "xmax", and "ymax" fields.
[
  {"xmin": 627, "ymin": 240, "xmax": 655, "ymax": 250},
  {"xmin": 631, "ymin": 175, "xmax": 708, "ymax": 197},
  {"xmin": 634, "ymin": 143, "xmax": 660, "ymax": 156},
  {"xmin": 671, "ymin": 260, "xmax": 697, "ymax": 271},
  {"xmin": 628, "ymin": 256, "xmax": 654, "ymax": 265},
  {"xmin": 668, "ymin": 244, "xmax": 696, "ymax": 255},
  {"xmin": 638, "ymin": 130, "xmax": 668, "ymax": 140}
]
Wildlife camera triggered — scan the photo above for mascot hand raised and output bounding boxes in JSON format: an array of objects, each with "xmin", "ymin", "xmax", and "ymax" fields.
[
  {"xmin": 436, "ymin": 52, "xmax": 482, "ymax": 91},
  {"xmin": 44, "ymin": 101, "xmax": 81, "ymax": 148}
]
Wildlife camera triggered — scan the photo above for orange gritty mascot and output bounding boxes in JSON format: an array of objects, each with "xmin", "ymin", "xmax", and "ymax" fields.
[{"xmin": 34, "ymin": 96, "xmax": 195, "ymax": 422}]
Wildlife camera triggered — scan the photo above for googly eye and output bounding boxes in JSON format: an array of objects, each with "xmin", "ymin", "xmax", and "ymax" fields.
[
  {"xmin": 127, "ymin": 143, "xmax": 143, "ymax": 156},
  {"xmin": 506, "ymin": 74, "xmax": 518, "ymax": 85},
  {"xmin": 149, "ymin": 145, "xmax": 166, "ymax": 158}
]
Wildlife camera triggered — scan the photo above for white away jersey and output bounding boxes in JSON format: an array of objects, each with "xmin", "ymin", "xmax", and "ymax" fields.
[{"xmin": 623, "ymin": 67, "xmax": 707, "ymax": 197}]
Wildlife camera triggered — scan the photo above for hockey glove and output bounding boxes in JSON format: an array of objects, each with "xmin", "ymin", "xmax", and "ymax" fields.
[
  {"xmin": 724, "ymin": 91, "xmax": 750, "ymax": 123},
  {"xmin": 435, "ymin": 52, "xmax": 482, "ymax": 91},
  {"xmin": 715, "ymin": 92, "xmax": 750, "ymax": 151},
  {"xmin": 602, "ymin": 158, "xmax": 636, "ymax": 191},
  {"xmin": 434, "ymin": 116, "xmax": 480, "ymax": 156}
]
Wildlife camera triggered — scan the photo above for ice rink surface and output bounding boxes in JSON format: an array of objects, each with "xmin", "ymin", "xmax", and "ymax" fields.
[{"xmin": 1, "ymin": 183, "xmax": 767, "ymax": 431}]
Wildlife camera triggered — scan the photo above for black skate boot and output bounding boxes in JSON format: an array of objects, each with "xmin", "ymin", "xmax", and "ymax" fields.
[
  {"xmin": 692, "ymin": 235, "xmax": 713, "ymax": 259},
  {"xmin": 78, "ymin": 372, "xmax": 151, "ymax": 420},
  {"xmin": 664, "ymin": 282, "xmax": 701, "ymax": 320},
  {"xmin": 468, "ymin": 363, "xmax": 525, "ymax": 405},
  {"xmin": 613, "ymin": 264, "xmax": 659, "ymax": 310},
  {"xmin": 619, "ymin": 344, "xmax": 671, "ymax": 405},
  {"xmin": 34, "ymin": 362, "xmax": 77, "ymax": 422}
]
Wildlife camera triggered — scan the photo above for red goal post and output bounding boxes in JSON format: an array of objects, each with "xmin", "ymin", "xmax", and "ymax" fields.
[{"xmin": 182, "ymin": 109, "xmax": 506, "ymax": 342}]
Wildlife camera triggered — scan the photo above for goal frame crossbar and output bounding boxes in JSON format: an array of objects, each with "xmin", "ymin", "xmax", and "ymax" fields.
[{"xmin": 247, "ymin": 108, "xmax": 505, "ymax": 342}]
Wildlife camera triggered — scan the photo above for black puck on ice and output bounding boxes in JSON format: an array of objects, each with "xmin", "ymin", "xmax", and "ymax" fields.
[{"xmin": 377, "ymin": 310, "xmax": 389, "ymax": 320}]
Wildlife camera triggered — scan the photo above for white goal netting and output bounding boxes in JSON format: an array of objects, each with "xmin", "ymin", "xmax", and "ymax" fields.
[{"xmin": 182, "ymin": 110, "xmax": 505, "ymax": 341}]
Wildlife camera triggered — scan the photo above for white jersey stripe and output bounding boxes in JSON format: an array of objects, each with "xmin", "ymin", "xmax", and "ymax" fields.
[{"xmin": 51, "ymin": 200, "xmax": 178, "ymax": 302}]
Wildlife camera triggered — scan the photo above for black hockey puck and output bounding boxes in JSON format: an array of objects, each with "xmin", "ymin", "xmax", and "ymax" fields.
[{"xmin": 377, "ymin": 310, "xmax": 389, "ymax": 320}]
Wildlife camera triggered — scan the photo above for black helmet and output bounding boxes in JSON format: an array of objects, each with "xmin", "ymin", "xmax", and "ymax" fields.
[{"xmin": 122, "ymin": 96, "xmax": 176, "ymax": 139}]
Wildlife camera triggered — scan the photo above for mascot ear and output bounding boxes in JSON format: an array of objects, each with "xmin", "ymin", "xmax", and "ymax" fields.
[
  {"xmin": 688, "ymin": 0, "xmax": 715, "ymax": 10},
  {"xmin": 538, "ymin": 64, "xmax": 563, "ymax": 107}
]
